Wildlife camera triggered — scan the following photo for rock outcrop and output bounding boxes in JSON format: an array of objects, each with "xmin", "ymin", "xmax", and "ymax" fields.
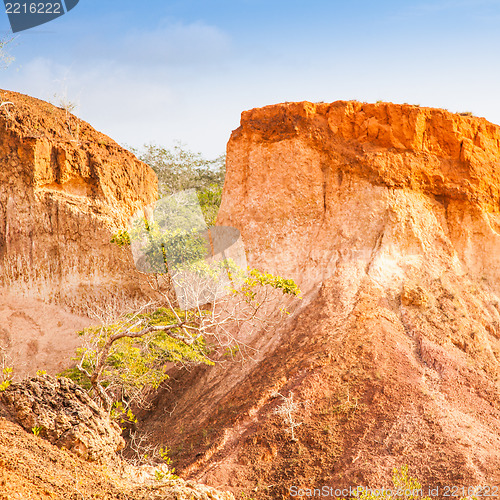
[
  {"xmin": 0, "ymin": 89, "xmax": 158, "ymax": 377},
  {"xmin": 0, "ymin": 374, "xmax": 124, "ymax": 462},
  {"xmin": 139, "ymin": 101, "xmax": 500, "ymax": 497},
  {"xmin": 0, "ymin": 375, "xmax": 235, "ymax": 498},
  {"xmin": 0, "ymin": 89, "xmax": 158, "ymax": 308},
  {"xmin": 219, "ymin": 101, "xmax": 500, "ymax": 293},
  {"xmin": 0, "ymin": 414, "xmax": 235, "ymax": 500}
]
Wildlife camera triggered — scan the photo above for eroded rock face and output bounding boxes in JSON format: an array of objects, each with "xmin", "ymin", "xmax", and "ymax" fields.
[
  {"xmin": 0, "ymin": 374, "xmax": 124, "ymax": 462},
  {"xmin": 218, "ymin": 101, "xmax": 500, "ymax": 294},
  {"xmin": 0, "ymin": 89, "xmax": 158, "ymax": 309},
  {"xmin": 139, "ymin": 102, "xmax": 500, "ymax": 494}
]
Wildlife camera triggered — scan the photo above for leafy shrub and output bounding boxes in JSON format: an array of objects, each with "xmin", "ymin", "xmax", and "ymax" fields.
[{"xmin": 0, "ymin": 366, "xmax": 13, "ymax": 391}]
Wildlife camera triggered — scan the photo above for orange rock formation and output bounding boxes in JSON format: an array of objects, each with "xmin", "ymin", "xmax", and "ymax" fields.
[
  {"xmin": 0, "ymin": 90, "xmax": 157, "ymax": 303},
  {"xmin": 219, "ymin": 101, "xmax": 500, "ymax": 292},
  {"xmin": 0, "ymin": 89, "xmax": 157, "ymax": 376},
  {"xmin": 142, "ymin": 101, "xmax": 500, "ymax": 496}
]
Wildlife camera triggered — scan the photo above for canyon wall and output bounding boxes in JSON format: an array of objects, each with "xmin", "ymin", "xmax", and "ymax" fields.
[
  {"xmin": 3, "ymin": 89, "xmax": 500, "ymax": 492},
  {"xmin": 0, "ymin": 89, "xmax": 158, "ymax": 376},
  {"xmin": 0, "ymin": 89, "xmax": 158, "ymax": 308},
  {"xmin": 141, "ymin": 102, "xmax": 500, "ymax": 495}
]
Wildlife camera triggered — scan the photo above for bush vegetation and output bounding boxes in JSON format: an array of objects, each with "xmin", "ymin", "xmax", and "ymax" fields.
[
  {"xmin": 62, "ymin": 268, "xmax": 300, "ymax": 412},
  {"xmin": 63, "ymin": 144, "xmax": 301, "ymax": 418},
  {"xmin": 132, "ymin": 142, "xmax": 225, "ymax": 226}
]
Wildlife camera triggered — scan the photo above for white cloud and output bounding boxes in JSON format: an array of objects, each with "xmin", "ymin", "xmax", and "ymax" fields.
[
  {"xmin": 0, "ymin": 20, "xmax": 236, "ymax": 156},
  {"xmin": 75, "ymin": 20, "xmax": 231, "ymax": 69},
  {"xmin": 122, "ymin": 21, "xmax": 231, "ymax": 66}
]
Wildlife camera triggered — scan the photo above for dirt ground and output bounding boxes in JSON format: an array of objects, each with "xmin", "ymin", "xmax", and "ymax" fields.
[
  {"xmin": 0, "ymin": 416, "xmax": 235, "ymax": 500},
  {"xmin": 0, "ymin": 417, "xmax": 132, "ymax": 500},
  {"xmin": 137, "ymin": 274, "xmax": 500, "ymax": 499}
]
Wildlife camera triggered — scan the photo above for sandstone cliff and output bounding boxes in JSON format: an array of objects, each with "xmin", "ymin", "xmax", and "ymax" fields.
[
  {"xmin": 0, "ymin": 89, "xmax": 158, "ymax": 377},
  {"xmin": 219, "ymin": 101, "xmax": 500, "ymax": 293},
  {"xmin": 0, "ymin": 89, "xmax": 157, "ymax": 306},
  {"xmin": 140, "ymin": 102, "xmax": 500, "ymax": 496}
]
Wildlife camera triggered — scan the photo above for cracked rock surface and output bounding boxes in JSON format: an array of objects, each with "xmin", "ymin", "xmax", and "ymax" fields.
[{"xmin": 0, "ymin": 374, "xmax": 124, "ymax": 462}]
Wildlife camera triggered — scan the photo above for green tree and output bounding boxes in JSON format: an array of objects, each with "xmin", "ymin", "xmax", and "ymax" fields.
[
  {"xmin": 65, "ymin": 267, "xmax": 300, "ymax": 412},
  {"xmin": 69, "ymin": 195, "xmax": 300, "ymax": 413},
  {"xmin": 133, "ymin": 143, "xmax": 225, "ymax": 227},
  {"xmin": 65, "ymin": 143, "xmax": 299, "ymax": 416}
]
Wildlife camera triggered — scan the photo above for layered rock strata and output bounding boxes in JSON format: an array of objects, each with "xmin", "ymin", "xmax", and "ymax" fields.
[{"xmin": 0, "ymin": 89, "xmax": 158, "ymax": 309}]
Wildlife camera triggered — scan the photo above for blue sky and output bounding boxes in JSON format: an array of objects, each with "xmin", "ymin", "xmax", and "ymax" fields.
[{"xmin": 1, "ymin": 0, "xmax": 500, "ymax": 157}]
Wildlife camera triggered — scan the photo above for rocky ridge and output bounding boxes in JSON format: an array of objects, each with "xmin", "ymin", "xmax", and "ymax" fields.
[
  {"xmin": 0, "ymin": 90, "xmax": 235, "ymax": 498},
  {"xmin": 0, "ymin": 89, "xmax": 158, "ymax": 377},
  {"xmin": 0, "ymin": 375, "xmax": 234, "ymax": 499},
  {"xmin": 138, "ymin": 101, "xmax": 500, "ymax": 497},
  {"xmin": 0, "ymin": 374, "xmax": 125, "ymax": 462}
]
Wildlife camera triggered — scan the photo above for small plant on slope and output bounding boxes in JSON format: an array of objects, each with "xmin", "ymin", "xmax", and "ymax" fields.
[
  {"xmin": 273, "ymin": 392, "xmax": 309, "ymax": 442},
  {"xmin": 353, "ymin": 465, "xmax": 479, "ymax": 500},
  {"xmin": 0, "ymin": 349, "xmax": 13, "ymax": 392}
]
